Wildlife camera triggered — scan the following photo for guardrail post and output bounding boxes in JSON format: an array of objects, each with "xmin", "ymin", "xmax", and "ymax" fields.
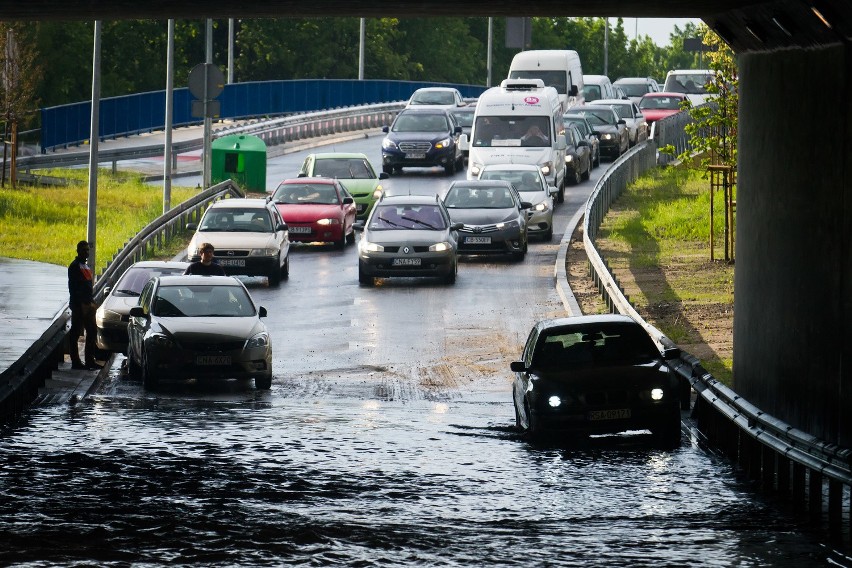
[
  {"xmin": 827, "ymin": 479, "xmax": 842, "ymax": 531},
  {"xmin": 777, "ymin": 454, "xmax": 791, "ymax": 495},
  {"xmin": 809, "ymin": 470, "xmax": 823, "ymax": 520},
  {"xmin": 761, "ymin": 445, "xmax": 777, "ymax": 490}
]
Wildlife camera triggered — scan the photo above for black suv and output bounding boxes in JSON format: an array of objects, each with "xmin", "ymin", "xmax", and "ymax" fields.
[{"xmin": 381, "ymin": 109, "xmax": 464, "ymax": 176}]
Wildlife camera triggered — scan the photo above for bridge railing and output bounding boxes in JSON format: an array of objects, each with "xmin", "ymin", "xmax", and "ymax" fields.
[{"xmin": 582, "ymin": 140, "xmax": 851, "ymax": 534}]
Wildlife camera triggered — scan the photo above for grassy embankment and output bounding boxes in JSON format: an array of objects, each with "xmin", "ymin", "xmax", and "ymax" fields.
[
  {"xmin": 594, "ymin": 166, "xmax": 735, "ymax": 384},
  {"xmin": 0, "ymin": 169, "xmax": 200, "ymax": 272}
]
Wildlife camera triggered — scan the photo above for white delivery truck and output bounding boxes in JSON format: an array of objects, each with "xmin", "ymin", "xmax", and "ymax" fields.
[
  {"xmin": 462, "ymin": 79, "xmax": 569, "ymax": 202},
  {"xmin": 507, "ymin": 49, "xmax": 584, "ymax": 112}
]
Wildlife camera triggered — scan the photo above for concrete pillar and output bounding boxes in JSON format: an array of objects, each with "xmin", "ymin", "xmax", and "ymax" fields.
[{"xmin": 734, "ymin": 44, "xmax": 851, "ymax": 446}]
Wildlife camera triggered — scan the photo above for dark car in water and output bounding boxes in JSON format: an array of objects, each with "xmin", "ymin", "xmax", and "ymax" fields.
[
  {"xmin": 381, "ymin": 109, "xmax": 464, "ymax": 176},
  {"xmin": 511, "ymin": 314, "xmax": 683, "ymax": 446}
]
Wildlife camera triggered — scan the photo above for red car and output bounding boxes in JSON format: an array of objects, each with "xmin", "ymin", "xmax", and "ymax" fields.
[
  {"xmin": 269, "ymin": 177, "xmax": 357, "ymax": 249},
  {"xmin": 637, "ymin": 92, "xmax": 691, "ymax": 126}
]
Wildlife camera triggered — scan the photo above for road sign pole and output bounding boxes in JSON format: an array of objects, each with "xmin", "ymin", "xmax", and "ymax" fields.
[{"xmin": 203, "ymin": 19, "xmax": 213, "ymax": 189}]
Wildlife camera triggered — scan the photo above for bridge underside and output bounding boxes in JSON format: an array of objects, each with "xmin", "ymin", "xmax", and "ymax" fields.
[{"xmin": 3, "ymin": 1, "xmax": 852, "ymax": 446}]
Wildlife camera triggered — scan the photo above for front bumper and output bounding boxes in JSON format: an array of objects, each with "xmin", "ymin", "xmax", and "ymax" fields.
[
  {"xmin": 456, "ymin": 226, "xmax": 524, "ymax": 255},
  {"xmin": 358, "ymin": 250, "xmax": 456, "ymax": 278},
  {"xmin": 382, "ymin": 146, "xmax": 456, "ymax": 169}
]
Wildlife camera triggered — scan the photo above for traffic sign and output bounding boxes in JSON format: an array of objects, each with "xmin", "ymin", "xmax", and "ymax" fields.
[{"xmin": 188, "ymin": 63, "xmax": 224, "ymax": 100}]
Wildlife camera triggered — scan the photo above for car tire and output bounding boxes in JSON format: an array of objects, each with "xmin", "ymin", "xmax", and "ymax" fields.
[
  {"xmin": 444, "ymin": 162, "xmax": 455, "ymax": 175},
  {"xmin": 141, "ymin": 351, "xmax": 158, "ymax": 390},
  {"xmin": 544, "ymin": 227, "xmax": 553, "ymax": 242},
  {"xmin": 572, "ymin": 167, "xmax": 582, "ymax": 186},
  {"xmin": 444, "ymin": 261, "xmax": 457, "ymax": 285},
  {"xmin": 346, "ymin": 229, "xmax": 356, "ymax": 245},
  {"xmin": 269, "ymin": 255, "xmax": 281, "ymax": 286},
  {"xmin": 557, "ymin": 181, "xmax": 565, "ymax": 204},
  {"xmin": 255, "ymin": 374, "xmax": 272, "ymax": 390},
  {"xmin": 524, "ymin": 400, "xmax": 538, "ymax": 436},
  {"xmin": 358, "ymin": 264, "xmax": 373, "ymax": 287},
  {"xmin": 334, "ymin": 233, "xmax": 346, "ymax": 250},
  {"xmin": 127, "ymin": 352, "xmax": 141, "ymax": 378},
  {"xmin": 281, "ymin": 254, "xmax": 290, "ymax": 281},
  {"xmin": 514, "ymin": 400, "xmax": 523, "ymax": 431},
  {"xmin": 382, "ymin": 165, "xmax": 393, "ymax": 176}
]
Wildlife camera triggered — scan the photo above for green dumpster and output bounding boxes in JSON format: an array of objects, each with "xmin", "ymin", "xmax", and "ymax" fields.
[{"xmin": 211, "ymin": 134, "xmax": 267, "ymax": 192}]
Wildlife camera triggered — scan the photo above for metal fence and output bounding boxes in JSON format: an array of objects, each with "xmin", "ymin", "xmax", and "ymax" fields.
[{"xmin": 582, "ymin": 141, "xmax": 852, "ymax": 535}]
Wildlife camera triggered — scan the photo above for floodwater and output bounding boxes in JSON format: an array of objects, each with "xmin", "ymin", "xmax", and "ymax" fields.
[{"xmin": 0, "ymin": 370, "xmax": 846, "ymax": 566}]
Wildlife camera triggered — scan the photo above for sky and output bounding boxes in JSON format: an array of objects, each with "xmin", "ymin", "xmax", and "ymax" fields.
[{"xmin": 630, "ymin": 18, "xmax": 702, "ymax": 47}]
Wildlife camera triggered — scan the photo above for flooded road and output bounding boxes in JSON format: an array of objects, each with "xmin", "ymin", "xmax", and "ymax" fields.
[{"xmin": 2, "ymin": 143, "xmax": 849, "ymax": 566}]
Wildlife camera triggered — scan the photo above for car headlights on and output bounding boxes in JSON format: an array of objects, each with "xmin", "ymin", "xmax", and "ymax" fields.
[
  {"xmin": 534, "ymin": 201, "xmax": 550, "ymax": 212},
  {"xmin": 565, "ymin": 154, "xmax": 574, "ymax": 163},
  {"xmin": 548, "ymin": 395, "xmax": 562, "ymax": 408},
  {"xmin": 495, "ymin": 220, "xmax": 519, "ymax": 230},
  {"xmin": 250, "ymin": 247, "xmax": 279, "ymax": 257},
  {"xmin": 651, "ymin": 388, "xmax": 665, "ymax": 401},
  {"xmin": 372, "ymin": 186, "xmax": 383, "ymax": 200},
  {"xmin": 317, "ymin": 218, "xmax": 340, "ymax": 226},
  {"xmin": 429, "ymin": 241, "xmax": 451, "ymax": 252},
  {"xmin": 434, "ymin": 137, "xmax": 451, "ymax": 150},
  {"xmin": 381, "ymin": 138, "xmax": 398, "ymax": 150},
  {"xmin": 470, "ymin": 163, "xmax": 483, "ymax": 177},
  {"xmin": 602, "ymin": 133, "xmax": 613, "ymax": 140},
  {"xmin": 360, "ymin": 240, "xmax": 384, "ymax": 253},
  {"xmin": 539, "ymin": 162, "xmax": 552, "ymax": 176},
  {"xmin": 246, "ymin": 332, "xmax": 270, "ymax": 349}
]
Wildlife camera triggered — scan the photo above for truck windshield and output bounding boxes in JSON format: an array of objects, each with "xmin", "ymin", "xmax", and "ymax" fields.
[
  {"xmin": 472, "ymin": 116, "xmax": 552, "ymax": 147},
  {"xmin": 508, "ymin": 70, "xmax": 567, "ymax": 94}
]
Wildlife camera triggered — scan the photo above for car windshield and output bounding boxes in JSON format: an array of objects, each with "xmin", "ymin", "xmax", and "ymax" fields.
[
  {"xmin": 449, "ymin": 110, "xmax": 474, "ymax": 128},
  {"xmin": 533, "ymin": 323, "xmax": 661, "ymax": 367},
  {"xmin": 472, "ymin": 116, "xmax": 551, "ymax": 148},
  {"xmin": 112, "ymin": 266, "xmax": 185, "ymax": 297},
  {"xmin": 639, "ymin": 96, "xmax": 683, "ymax": 110},
  {"xmin": 563, "ymin": 118, "xmax": 589, "ymax": 135},
  {"xmin": 313, "ymin": 158, "xmax": 373, "ymax": 179},
  {"xmin": 409, "ymin": 91, "xmax": 455, "ymax": 106},
  {"xmin": 393, "ymin": 113, "xmax": 449, "ymax": 132},
  {"xmin": 664, "ymin": 73, "xmax": 711, "ymax": 95},
  {"xmin": 575, "ymin": 108, "xmax": 616, "ymax": 126},
  {"xmin": 616, "ymin": 83, "xmax": 649, "ymax": 97},
  {"xmin": 152, "ymin": 285, "xmax": 256, "ymax": 318},
  {"xmin": 582, "ymin": 84, "xmax": 602, "ymax": 101},
  {"xmin": 369, "ymin": 204, "xmax": 447, "ymax": 230},
  {"xmin": 272, "ymin": 184, "xmax": 340, "ymax": 205},
  {"xmin": 199, "ymin": 208, "xmax": 273, "ymax": 232},
  {"xmin": 479, "ymin": 171, "xmax": 543, "ymax": 193},
  {"xmin": 608, "ymin": 104, "xmax": 633, "ymax": 119},
  {"xmin": 444, "ymin": 185, "xmax": 516, "ymax": 208}
]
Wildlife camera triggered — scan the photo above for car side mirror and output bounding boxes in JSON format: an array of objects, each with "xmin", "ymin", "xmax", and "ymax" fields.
[
  {"xmin": 378, "ymin": 172, "xmax": 390, "ymax": 180},
  {"xmin": 277, "ymin": 222, "xmax": 288, "ymax": 232},
  {"xmin": 454, "ymin": 125, "xmax": 462, "ymax": 135},
  {"xmin": 186, "ymin": 222, "xmax": 197, "ymax": 231},
  {"xmin": 450, "ymin": 222, "xmax": 464, "ymax": 231},
  {"xmin": 556, "ymin": 137, "xmax": 567, "ymax": 150},
  {"xmin": 520, "ymin": 201, "xmax": 533, "ymax": 209},
  {"xmin": 569, "ymin": 85, "xmax": 578, "ymax": 96},
  {"xmin": 458, "ymin": 134, "xmax": 469, "ymax": 151},
  {"xmin": 662, "ymin": 347, "xmax": 681, "ymax": 360},
  {"xmin": 129, "ymin": 306, "xmax": 148, "ymax": 319},
  {"xmin": 548, "ymin": 185, "xmax": 559, "ymax": 197},
  {"xmin": 297, "ymin": 172, "xmax": 307, "ymax": 178},
  {"xmin": 578, "ymin": 140, "xmax": 589, "ymax": 147},
  {"xmin": 382, "ymin": 125, "xmax": 390, "ymax": 133},
  {"xmin": 258, "ymin": 306, "xmax": 267, "ymax": 318},
  {"xmin": 510, "ymin": 361, "xmax": 527, "ymax": 372},
  {"xmin": 353, "ymin": 220, "xmax": 366, "ymax": 231},
  {"xmin": 342, "ymin": 196, "xmax": 354, "ymax": 205},
  {"xmin": 618, "ymin": 119, "xmax": 626, "ymax": 125}
]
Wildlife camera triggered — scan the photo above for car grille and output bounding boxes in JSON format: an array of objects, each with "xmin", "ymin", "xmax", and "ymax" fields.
[
  {"xmin": 380, "ymin": 245, "xmax": 431, "ymax": 253},
  {"xmin": 213, "ymin": 251, "xmax": 249, "ymax": 258},
  {"xmin": 181, "ymin": 340, "xmax": 246, "ymax": 351},
  {"xmin": 458, "ymin": 224, "xmax": 500, "ymax": 233},
  {"xmin": 399, "ymin": 142, "xmax": 432, "ymax": 153},
  {"xmin": 583, "ymin": 390, "xmax": 630, "ymax": 406}
]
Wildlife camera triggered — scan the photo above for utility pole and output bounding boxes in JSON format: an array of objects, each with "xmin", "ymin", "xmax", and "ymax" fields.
[
  {"xmin": 87, "ymin": 21, "xmax": 101, "ymax": 274},
  {"xmin": 604, "ymin": 18, "xmax": 609, "ymax": 77},
  {"xmin": 203, "ymin": 19, "xmax": 213, "ymax": 189},
  {"xmin": 163, "ymin": 19, "xmax": 174, "ymax": 213},
  {"xmin": 359, "ymin": 18, "xmax": 365, "ymax": 80}
]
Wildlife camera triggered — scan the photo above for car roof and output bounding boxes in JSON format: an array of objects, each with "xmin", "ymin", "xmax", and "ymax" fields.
[
  {"xmin": 207, "ymin": 198, "xmax": 270, "ymax": 210},
  {"xmin": 277, "ymin": 177, "xmax": 337, "ymax": 186},
  {"xmin": 614, "ymin": 77, "xmax": 654, "ymax": 84},
  {"xmin": 412, "ymin": 87, "xmax": 458, "ymax": 93},
  {"xmin": 449, "ymin": 179, "xmax": 514, "ymax": 189},
  {"xmin": 309, "ymin": 152, "xmax": 369, "ymax": 160},
  {"xmin": 155, "ymin": 275, "xmax": 243, "ymax": 287},
  {"xmin": 398, "ymin": 107, "xmax": 451, "ymax": 115},
  {"xmin": 641, "ymin": 92, "xmax": 687, "ymax": 98},
  {"xmin": 125, "ymin": 260, "xmax": 189, "ymax": 269},
  {"xmin": 596, "ymin": 98, "xmax": 631, "ymax": 105},
  {"xmin": 535, "ymin": 314, "xmax": 639, "ymax": 331},
  {"xmin": 377, "ymin": 194, "xmax": 442, "ymax": 206}
]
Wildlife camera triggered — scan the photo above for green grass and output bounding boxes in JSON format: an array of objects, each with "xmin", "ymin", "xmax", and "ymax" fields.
[{"xmin": 0, "ymin": 169, "xmax": 200, "ymax": 272}]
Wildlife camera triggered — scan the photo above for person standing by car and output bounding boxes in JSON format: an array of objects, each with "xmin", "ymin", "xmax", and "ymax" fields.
[
  {"xmin": 68, "ymin": 240, "xmax": 101, "ymax": 370},
  {"xmin": 184, "ymin": 242, "xmax": 226, "ymax": 276}
]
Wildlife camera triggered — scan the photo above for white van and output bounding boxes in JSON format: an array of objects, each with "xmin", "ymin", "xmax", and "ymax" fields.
[
  {"xmin": 507, "ymin": 50, "xmax": 584, "ymax": 113},
  {"xmin": 663, "ymin": 69, "xmax": 714, "ymax": 106},
  {"xmin": 462, "ymin": 79, "xmax": 569, "ymax": 202},
  {"xmin": 582, "ymin": 75, "xmax": 617, "ymax": 103}
]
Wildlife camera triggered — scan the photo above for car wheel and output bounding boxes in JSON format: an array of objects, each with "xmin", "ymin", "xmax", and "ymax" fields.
[
  {"xmin": 268, "ymin": 255, "xmax": 281, "ymax": 286},
  {"xmin": 334, "ymin": 232, "xmax": 346, "ymax": 250},
  {"xmin": 127, "ymin": 352, "xmax": 141, "ymax": 378},
  {"xmin": 346, "ymin": 229, "xmax": 356, "ymax": 245},
  {"xmin": 514, "ymin": 400, "xmax": 523, "ymax": 430},
  {"xmin": 382, "ymin": 165, "xmax": 393, "ymax": 176},
  {"xmin": 141, "ymin": 351, "xmax": 158, "ymax": 390},
  {"xmin": 444, "ymin": 162, "xmax": 455, "ymax": 175},
  {"xmin": 581, "ymin": 162, "xmax": 591, "ymax": 181},
  {"xmin": 444, "ymin": 260, "xmax": 457, "ymax": 285},
  {"xmin": 281, "ymin": 254, "xmax": 290, "ymax": 281},
  {"xmin": 524, "ymin": 399, "xmax": 538, "ymax": 435},
  {"xmin": 255, "ymin": 374, "xmax": 272, "ymax": 390},
  {"xmin": 358, "ymin": 264, "xmax": 373, "ymax": 287},
  {"xmin": 543, "ymin": 227, "xmax": 553, "ymax": 242},
  {"xmin": 595, "ymin": 150, "xmax": 601, "ymax": 168},
  {"xmin": 557, "ymin": 181, "xmax": 565, "ymax": 204}
]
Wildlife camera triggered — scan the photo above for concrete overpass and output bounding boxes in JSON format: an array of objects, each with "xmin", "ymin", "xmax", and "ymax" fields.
[{"xmin": 3, "ymin": 1, "xmax": 851, "ymax": 447}]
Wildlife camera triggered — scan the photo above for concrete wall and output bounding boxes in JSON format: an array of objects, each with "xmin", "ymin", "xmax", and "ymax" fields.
[{"xmin": 734, "ymin": 44, "xmax": 851, "ymax": 446}]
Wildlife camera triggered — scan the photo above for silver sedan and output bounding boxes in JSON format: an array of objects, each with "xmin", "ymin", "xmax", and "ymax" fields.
[{"xmin": 477, "ymin": 164, "xmax": 558, "ymax": 242}]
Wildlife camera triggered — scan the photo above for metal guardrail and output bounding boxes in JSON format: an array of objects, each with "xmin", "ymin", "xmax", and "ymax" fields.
[
  {"xmin": 581, "ymin": 140, "xmax": 851, "ymax": 533},
  {"xmin": 0, "ymin": 179, "xmax": 244, "ymax": 423},
  {"xmin": 14, "ymin": 102, "xmax": 406, "ymax": 175}
]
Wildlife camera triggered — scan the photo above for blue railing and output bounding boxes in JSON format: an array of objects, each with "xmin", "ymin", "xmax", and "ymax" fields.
[{"xmin": 40, "ymin": 79, "xmax": 487, "ymax": 151}]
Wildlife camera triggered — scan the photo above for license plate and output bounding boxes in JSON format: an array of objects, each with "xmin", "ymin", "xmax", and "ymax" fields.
[
  {"xmin": 405, "ymin": 153, "xmax": 426, "ymax": 160},
  {"xmin": 465, "ymin": 236, "xmax": 491, "ymax": 244},
  {"xmin": 289, "ymin": 226, "xmax": 312, "ymax": 234},
  {"xmin": 392, "ymin": 258, "xmax": 422, "ymax": 266},
  {"xmin": 588, "ymin": 409, "xmax": 631, "ymax": 421},
  {"xmin": 196, "ymin": 355, "xmax": 231, "ymax": 366},
  {"xmin": 218, "ymin": 259, "xmax": 245, "ymax": 267}
]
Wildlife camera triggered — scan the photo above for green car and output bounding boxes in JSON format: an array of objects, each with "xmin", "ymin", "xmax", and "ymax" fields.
[{"xmin": 298, "ymin": 152, "xmax": 389, "ymax": 221}]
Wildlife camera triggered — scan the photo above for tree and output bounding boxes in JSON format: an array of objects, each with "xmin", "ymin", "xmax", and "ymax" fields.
[{"xmin": 1, "ymin": 22, "xmax": 41, "ymax": 187}]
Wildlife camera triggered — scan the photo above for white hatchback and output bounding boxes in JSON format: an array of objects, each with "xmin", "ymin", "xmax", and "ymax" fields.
[{"xmin": 595, "ymin": 99, "xmax": 649, "ymax": 146}]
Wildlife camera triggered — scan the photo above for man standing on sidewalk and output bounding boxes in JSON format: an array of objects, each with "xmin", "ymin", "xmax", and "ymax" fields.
[{"xmin": 67, "ymin": 241, "xmax": 101, "ymax": 370}]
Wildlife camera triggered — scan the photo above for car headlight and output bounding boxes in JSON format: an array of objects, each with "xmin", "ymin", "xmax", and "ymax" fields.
[
  {"xmin": 434, "ymin": 137, "xmax": 451, "ymax": 149},
  {"xmin": 360, "ymin": 239, "xmax": 384, "ymax": 253},
  {"xmin": 534, "ymin": 201, "xmax": 550, "ymax": 212},
  {"xmin": 548, "ymin": 395, "xmax": 562, "ymax": 408},
  {"xmin": 602, "ymin": 133, "xmax": 613, "ymax": 140},
  {"xmin": 495, "ymin": 220, "xmax": 519, "ymax": 230},
  {"xmin": 382, "ymin": 138, "xmax": 398, "ymax": 150},
  {"xmin": 651, "ymin": 388, "xmax": 664, "ymax": 401},
  {"xmin": 150, "ymin": 333, "xmax": 174, "ymax": 349},
  {"xmin": 429, "ymin": 242, "xmax": 452, "ymax": 252},
  {"xmin": 246, "ymin": 332, "xmax": 270, "ymax": 349},
  {"xmin": 539, "ymin": 162, "xmax": 552, "ymax": 176},
  {"xmin": 372, "ymin": 186, "xmax": 383, "ymax": 200},
  {"xmin": 250, "ymin": 248, "xmax": 279, "ymax": 257},
  {"xmin": 317, "ymin": 218, "xmax": 340, "ymax": 226},
  {"xmin": 470, "ymin": 163, "xmax": 482, "ymax": 176},
  {"xmin": 96, "ymin": 308, "xmax": 122, "ymax": 326},
  {"xmin": 565, "ymin": 155, "xmax": 574, "ymax": 163}
]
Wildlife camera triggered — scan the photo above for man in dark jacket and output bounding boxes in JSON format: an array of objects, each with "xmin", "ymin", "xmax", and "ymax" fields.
[
  {"xmin": 184, "ymin": 242, "xmax": 226, "ymax": 276},
  {"xmin": 68, "ymin": 240, "xmax": 101, "ymax": 370}
]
